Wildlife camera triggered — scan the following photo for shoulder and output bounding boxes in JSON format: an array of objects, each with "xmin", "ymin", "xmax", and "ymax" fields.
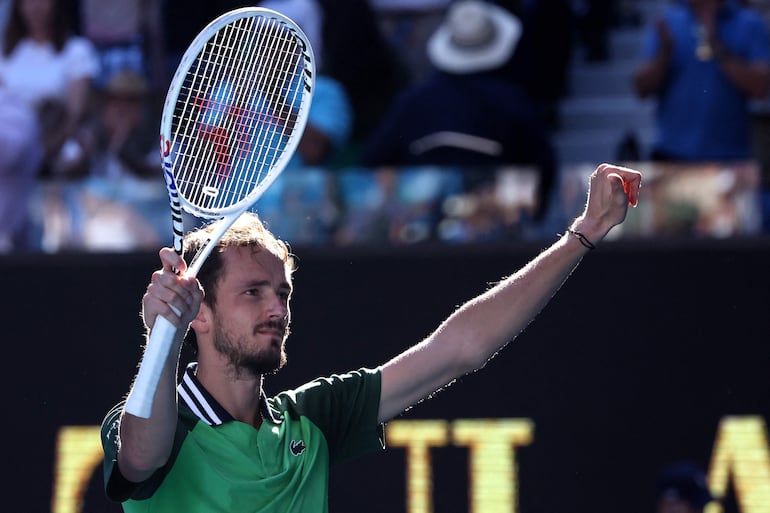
[
  {"xmin": 61, "ymin": 36, "xmax": 100, "ymax": 77},
  {"xmin": 663, "ymin": 3, "xmax": 689, "ymax": 19},
  {"xmin": 657, "ymin": 3, "xmax": 692, "ymax": 29},
  {"xmin": 274, "ymin": 368, "xmax": 381, "ymax": 399},
  {"xmin": 268, "ymin": 368, "xmax": 385, "ymax": 462},
  {"xmin": 62, "ymin": 36, "xmax": 98, "ymax": 58},
  {"xmin": 268, "ymin": 368, "xmax": 382, "ymax": 416},
  {"xmin": 735, "ymin": 5, "xmax": 770, "ymax": 33}
]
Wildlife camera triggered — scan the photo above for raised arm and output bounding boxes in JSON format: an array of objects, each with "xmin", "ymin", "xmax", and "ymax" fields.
[
  {"xmin": 709, "ymin": 31, "xmax": 770, "ymax": 100},
  {"xmin": 378, "ymin": 163, "xmax": 642, "ymax": 423},
  {"xmin": 117, "ymin": 249, "xmax": 203, "ymax": 483}
]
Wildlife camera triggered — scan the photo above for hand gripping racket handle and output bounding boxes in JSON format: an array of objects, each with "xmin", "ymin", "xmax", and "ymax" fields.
[
  {"xmin": 124, "ymin": 314, "xmax": 178, "ymax": 418},
  {"xmin": 123, "ymin": 216, "xmax": 237, "ymax": 419},
  {"xmin": 123, "ymin": 150, "xmax": 185, "ymax": 419}
]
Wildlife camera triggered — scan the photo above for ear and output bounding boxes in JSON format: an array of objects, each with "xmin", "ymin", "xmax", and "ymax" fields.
[{"xmin": 190, "ymin": 302, "xmax": 212, "ymax": 335}]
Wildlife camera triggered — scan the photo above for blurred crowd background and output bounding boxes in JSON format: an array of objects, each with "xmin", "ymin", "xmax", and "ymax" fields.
[
  {"xmin": 2, "ymin": 0, "xmax": 770, "ymax": 252},
  {"xmin": 4, "ymin": 3, "xmax": 770, "ymax": 512}
]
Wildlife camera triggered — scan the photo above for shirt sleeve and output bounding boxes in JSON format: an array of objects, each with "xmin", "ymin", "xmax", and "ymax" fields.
[
  {"xmin": 100, "ymin": 401, "xmax": 135, "ymax": 502},
  {"xmin": 745, "ymin": 12, "xmax": 770, "ymax": 63},
  {"xmin": 274, "ymin": 367, "xmax": 386, "ymax": 465},
  {"xmin": 63, "ymin": 37, "xmax": 101, "ymax": 81}
]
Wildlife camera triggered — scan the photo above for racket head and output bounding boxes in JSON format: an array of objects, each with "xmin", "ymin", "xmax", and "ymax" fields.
[{"xmin": 159, "ymin": 7, "xmax": 315, "ymax": 220}]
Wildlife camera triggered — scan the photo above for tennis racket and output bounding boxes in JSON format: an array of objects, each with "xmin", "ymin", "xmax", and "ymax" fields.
[{"xmin": 125, "ymin": 7, "xmax": 315, "ymax": 418}]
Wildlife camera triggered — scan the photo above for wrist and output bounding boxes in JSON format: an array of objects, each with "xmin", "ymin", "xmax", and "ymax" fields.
[
  {"xmin": 569, "ymin": 216, "xmax": 609, "ymax": 246},
  {"xmin": 563, "ymin": 228, "xmax": 595, "ymax": 250}
]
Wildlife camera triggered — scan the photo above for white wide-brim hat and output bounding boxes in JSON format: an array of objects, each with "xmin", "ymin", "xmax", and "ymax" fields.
[{"xmin": 427, "ymin": 0, "xmax": 522, "ymax": 74}]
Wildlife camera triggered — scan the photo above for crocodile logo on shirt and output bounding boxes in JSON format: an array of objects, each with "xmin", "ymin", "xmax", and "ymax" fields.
[{"xmin": 290, "ymin": 439, "xmax": 306, "ymax": 456}]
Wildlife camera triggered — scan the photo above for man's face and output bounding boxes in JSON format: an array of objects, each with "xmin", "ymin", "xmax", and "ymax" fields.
[{"xmin": 208, "ymin": 245, "xmax": 292, "ymax": 377}]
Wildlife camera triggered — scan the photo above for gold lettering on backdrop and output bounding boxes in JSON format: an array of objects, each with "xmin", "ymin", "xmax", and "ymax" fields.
[
  {"xmin": 51, "ymin": 426, "xmax": 102, "ymax": 513},
  {"xmin": 707, "ymin": 416, "xmax": 770, "ymax": 513},
  {"xmin": 386, "ymin": 419, "xmax": 535, "ymax": 513},
  {"xmin": 53, "ymin": 416, "xmax": 770, "ymax": 513},
  {"xmin": 386, "ymin": 420, "xmax": 450, "ymax": 513},
  {"xmin": 453, "ymin": 419, "xmax": 535, "ymax": 513}
]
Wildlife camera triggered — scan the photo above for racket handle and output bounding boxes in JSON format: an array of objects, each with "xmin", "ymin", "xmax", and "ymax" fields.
[{"xmin": 124, "ymin": 315, "xmax": 178, "ymax": 419}]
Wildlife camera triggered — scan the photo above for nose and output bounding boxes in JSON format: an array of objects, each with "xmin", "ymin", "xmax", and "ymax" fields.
[{"xmin": 267, "ymin": 291, "xmax": 289, "ymax": 322}]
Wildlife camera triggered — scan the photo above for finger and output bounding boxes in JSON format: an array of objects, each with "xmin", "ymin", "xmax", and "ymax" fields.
[
  {"xmin": 159, "ymin": 247, "xmax": 187, "ymax": 274},
  {"xmin": 143, "ymin": 295, "xmax": 182, "ymax": 329},
  {"xmin": 147, "ymin": 290, "xmax": 190, "ymax": 328},
  {"xmin": 148, "ymin": 273, "xmax": 196, "ymax": 318},
  {"xmin": 607, "ymin": 168, "xmax": 642, "ymax": 207},
  {"xmin": 606, "ymin": 172, "xmax": 628, "ymax": 202},
  {"xmin": 156, "ymin": 275, "xmax": 198, "ymax": 311},
  {"xmin": 180, "ymin": 276, "xmax": 204, "ymax": 309},
  {"xmin": 625, "ymin": 174, "xmax": 642, "ymax": 207},
  {"xmin": 615, "ymin": 169, "xmax": 642, "ymax": 207}
]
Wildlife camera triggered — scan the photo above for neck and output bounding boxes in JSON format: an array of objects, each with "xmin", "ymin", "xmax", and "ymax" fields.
[{"xmin": 195, "ymin": 361, "xmax": 264, "ymax": 428}]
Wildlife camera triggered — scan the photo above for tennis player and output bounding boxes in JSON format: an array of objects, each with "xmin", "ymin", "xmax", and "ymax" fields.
[{"xmin": 102, "ymin": 163, "xmax": 642, "ymax": 512}]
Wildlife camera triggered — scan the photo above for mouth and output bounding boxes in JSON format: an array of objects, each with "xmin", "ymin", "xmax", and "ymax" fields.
[
  {"xmin": 254, "ymin": 321, "xmax": 287, "ymax": 340},
  {"xmin": 256, "ymin": 328, "xmax": 285, "ymax": 340}
]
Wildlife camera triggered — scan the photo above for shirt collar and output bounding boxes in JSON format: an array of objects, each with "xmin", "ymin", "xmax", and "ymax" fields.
[{"xmin": 177, "ymin": 362, "xmax": 276, "ymax": 426}]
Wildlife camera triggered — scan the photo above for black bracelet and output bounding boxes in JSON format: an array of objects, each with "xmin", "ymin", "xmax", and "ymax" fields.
[{"xmin": 564, "ymin": 229, "xmax": 596, "ymax": 250}]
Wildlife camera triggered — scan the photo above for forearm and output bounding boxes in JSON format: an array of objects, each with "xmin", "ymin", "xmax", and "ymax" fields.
[
  {"xmin": 634, "ymin": 55, "xmax": 670, "ymax": 98},
  {"xmin": 433, "ymin": 165, "xmax": 630, "ymax": 373},
  {"xmin": 118, "ymin": 336, "xmax": 182, "ymax": 482},
  {"xmin": 712, "ymin": 41, "xmax": 770, "ymax": 99},
  {"xmin": 443, "ymin": 217, "xmax": 604, "ymax": 372},
  {"xmin": 378, "ymin": 164, "xmax": 640, "ymax": 423},
  {"xmin": 65, "ymin": 78, "xmax": 92, "ymax": 128},
  {"xmin": 379, "ymin": 217, "xmax": 609, "ymax": 422}
]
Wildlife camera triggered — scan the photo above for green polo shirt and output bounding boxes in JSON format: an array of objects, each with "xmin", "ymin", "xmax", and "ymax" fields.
[{"xmin": 101, "ymin": 364, "xmax": 385, "ymax": 513}]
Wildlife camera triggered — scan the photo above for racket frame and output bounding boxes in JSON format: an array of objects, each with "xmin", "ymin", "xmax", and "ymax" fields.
[{"xmin": 125, "ymin": 6, "xmax": 315, "ymax": 418}]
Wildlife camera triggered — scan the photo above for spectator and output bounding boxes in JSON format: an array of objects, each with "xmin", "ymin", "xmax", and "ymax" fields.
[
  {"xmin": 161, "ymin": 1, "xmax": 253, "ymax": 83},
  {"xmin": 745, "ymin": 0, "xmax": 770, "ymax": 231},
  {"xmin": 0, "ymin": 85, "xmax": 43, "ymax": 252},
  {"xmin": 359, "ymin": 0, "xmax": 557, "ymax": 220},
  {"xmin": 316, "ymin": 0, "xmax": 408, "ymax": 157},
  {"xmin": 76, "ymin": 0, "xmax": 165, "ymax": 92},
  {"xmin": 656, "ymin": 461, "xmax": 715, "ymax": 513},
  {"xmin": 0, "ymin": 1, "xmax": 10, "ymax": 34},
  {"xmin": 87, "ymin": 68, "xmax": 158, "ymax": 179},
  {"xmin": 370, "ymin": 0, "xmax": 450, "ymax": 85},
  {"xmin": 0, "ymin": 0, "xmax": 100, "ymax": 177},
  {"xmin": 572, "ymin": 0, "xmax": 614, "ymax": 62},
  {"xmin": 633, "ymin": 0, "xmax": 770, "ymax": 162},
  {"xmin": 504, "ymin": 0, "xmax": 575, "ymax": 129},
  {"xmin": 259, "ymin": 0, "xmax": 354, "ymax": 167}
]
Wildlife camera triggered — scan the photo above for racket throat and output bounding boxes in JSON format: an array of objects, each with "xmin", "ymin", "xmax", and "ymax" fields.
[
  {"xmin": 186, "ymin": 212, "xmax": 242, "ymax": 278},
  {"xmin": 188, "ymin": 239, "xmax": 213, "ymax": 277}
]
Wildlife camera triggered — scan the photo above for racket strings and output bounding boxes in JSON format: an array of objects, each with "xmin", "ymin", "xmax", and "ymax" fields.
[
  {"xmin": 171, "ymin": 14, "xmax": 308, "ymax": 212},
  {"xmin": 181, "ymin": 18, "xmax": 298, "ymax": 206},
  {"xmin": 227, "ymin": 18, "xmax": 301, "ymax": 201}
]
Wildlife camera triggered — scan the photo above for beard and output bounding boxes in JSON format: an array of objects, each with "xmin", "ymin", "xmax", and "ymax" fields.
[{"xmin": 212, "ymin": 319, "xmax": 288, "ymax": 378}]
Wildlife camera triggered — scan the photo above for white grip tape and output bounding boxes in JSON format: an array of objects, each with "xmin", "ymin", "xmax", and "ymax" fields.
[{"xmin": 124, "ymin": 315, "xmax": 178, "ymax": 418}]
